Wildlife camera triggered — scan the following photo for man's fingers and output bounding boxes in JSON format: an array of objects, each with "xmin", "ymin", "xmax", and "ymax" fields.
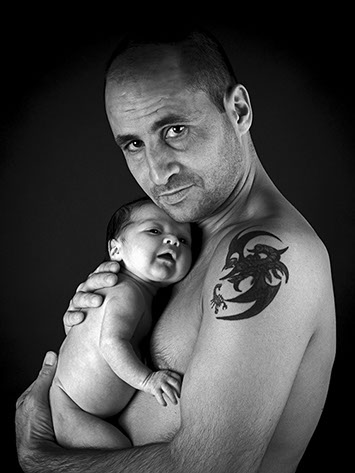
[
  {"xmin": 92, "ymin": 261, "xmax": 120, "ymax": 275},
  {"xmin": 30, "ymin": 352, "xmax": 57, "ymax": 402},
  {"xmin": 38, "ymin": 351, "xmax": 57, "ymax": 380},
  {"xmin": 64, "ymin": 309, "xmax": 85, "ymax": 325},
  {"xmin": 75, "ymin": 272, "xmax": 118, "ymax": 295},
  {"xmin": 72, "ymin": 291, "xmax": 103, "ymax": 310},
  {"xmin": 66, "ymin": 262, "xmax": 120, "ymax": 313}
]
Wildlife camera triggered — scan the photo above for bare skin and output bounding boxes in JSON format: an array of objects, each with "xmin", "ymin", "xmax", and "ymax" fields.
[
  {"xmin": 49, "ymin": 204, "xmax": 191, "ymax": 449},
  {"xmin": 15, "ymin": 44, "xmax": 336, "ymax": 473}
]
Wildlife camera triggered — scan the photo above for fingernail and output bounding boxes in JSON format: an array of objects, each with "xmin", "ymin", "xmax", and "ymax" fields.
[{"xmin": 44, "ymin": 351, "xmax": 56, "ymax": 366}]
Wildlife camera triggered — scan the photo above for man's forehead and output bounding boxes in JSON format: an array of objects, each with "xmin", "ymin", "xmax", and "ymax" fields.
[
  {"xmin": 105, "ymin": 44, "xmax": 203, "ymax": 112},
  {"xmin": 106, "ymin": 81, "xmax": 190, "ymax": 113},
  {"xmin": 105, "ymin": 77, "xmax": 208, "ymax": 141},
  {"xmin": 105, "ymin": 66, "xmax": 191, "ymax": 111}
]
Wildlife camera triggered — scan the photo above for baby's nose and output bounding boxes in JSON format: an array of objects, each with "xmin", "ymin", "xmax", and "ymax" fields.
[{"xmin": 163, "ymin": 235, "xmax": 180, "ymax": 247}]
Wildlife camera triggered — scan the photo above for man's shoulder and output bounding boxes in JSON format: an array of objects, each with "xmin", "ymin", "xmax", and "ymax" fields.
[
  {"xmin": 211, "ymin": 216, "xmax": 329, "ymax": 273},
  {"xmin": 204, "ymin": 217, "xmax": 332, "ymax": 325}
]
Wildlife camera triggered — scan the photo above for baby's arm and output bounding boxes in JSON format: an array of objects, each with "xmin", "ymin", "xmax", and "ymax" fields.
[{"xmin": 99, "ymin": 284, "xmax": 181, "ymax": 406}]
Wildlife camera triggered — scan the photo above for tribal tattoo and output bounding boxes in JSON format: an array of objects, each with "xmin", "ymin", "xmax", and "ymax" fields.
[{"xmin": 210, "ymin": 229, "xmax": 289, "ymax": 321}]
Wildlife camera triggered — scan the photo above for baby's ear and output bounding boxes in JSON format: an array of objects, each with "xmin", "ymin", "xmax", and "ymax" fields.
[{"xmin": 108, "ymin": 239, "xmax": 123, "ymax": 261}]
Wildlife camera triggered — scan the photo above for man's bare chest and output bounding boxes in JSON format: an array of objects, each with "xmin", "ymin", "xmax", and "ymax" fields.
[{"xmin": 149, "ymin": 264, "xmax": 205, "ymax": 374}]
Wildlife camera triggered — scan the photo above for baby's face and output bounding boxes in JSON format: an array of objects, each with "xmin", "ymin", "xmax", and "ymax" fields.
[{"xmin": 111, "ymin": 203, "xmax": 192, "ymax": 286}]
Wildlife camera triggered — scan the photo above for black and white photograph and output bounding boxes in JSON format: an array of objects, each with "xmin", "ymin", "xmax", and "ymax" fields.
[{"xmin": 2, "ymin": 9, "xmax": 354, "ymax": 472}]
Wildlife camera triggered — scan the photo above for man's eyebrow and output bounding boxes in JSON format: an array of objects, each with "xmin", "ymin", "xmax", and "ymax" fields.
[
  {"xmin": 151, "ymin": 113, "xmax": 191, "ymax": 132},
  {"xmin": 115, "ymin": 113, "xmax": 193, "ymax": 146},
  {"xmin": 115, "ymin": 133, "xmax": 139, "ymax": 147}
]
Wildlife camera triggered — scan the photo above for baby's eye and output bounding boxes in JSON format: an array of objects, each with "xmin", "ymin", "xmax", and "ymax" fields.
[
  {"xmin": 165, "ymin": 125, "xmax": 187, "ymax": 139},
  {"xmin": 179, "ymin": 237, "xmax": 189, "ymax": 245},
  {"xmin": 147, "ymin": 228, "xmax": 161, "ymax": 235}
]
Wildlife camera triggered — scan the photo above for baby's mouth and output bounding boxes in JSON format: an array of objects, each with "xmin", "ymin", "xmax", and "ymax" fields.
[{"xmin": 157, "ymin": 252, "xmax": 175, "ymax": 263}]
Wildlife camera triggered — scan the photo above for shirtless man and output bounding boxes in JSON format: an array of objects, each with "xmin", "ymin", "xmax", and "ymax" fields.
[{"xmin": 15, "ymin": 25, "xmax": 336, "ymax": 473}]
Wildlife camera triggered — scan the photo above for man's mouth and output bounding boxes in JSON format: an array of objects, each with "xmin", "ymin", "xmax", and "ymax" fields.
[{"xmin": 157, "ymin": 185, "xmax": 193, "ymax": 205}]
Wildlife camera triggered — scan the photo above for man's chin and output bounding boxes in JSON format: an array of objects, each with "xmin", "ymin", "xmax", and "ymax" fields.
[{"xmin": 158, "ymin": 201, "xmax": 206, "ymax": 224}]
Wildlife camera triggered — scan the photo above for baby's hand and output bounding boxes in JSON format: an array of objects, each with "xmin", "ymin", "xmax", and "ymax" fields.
[{"xmin": 142, "ymin": 370, "xmax": 181, "ymax": 406}]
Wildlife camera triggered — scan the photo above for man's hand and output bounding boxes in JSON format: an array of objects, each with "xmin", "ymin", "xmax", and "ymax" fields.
[
  {"xmin": 15, "ymin": 352, "xmax": 173, "ymax": 473},
  {"xmin": 15, "ymin": 352, "xmax": 59, "ymax": 470},
  {"xmin": 63, "ymin": 261, "xmax": 120, "ymax": 334}
]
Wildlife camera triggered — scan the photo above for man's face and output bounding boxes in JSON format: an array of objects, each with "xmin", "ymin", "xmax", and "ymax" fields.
[{"xmin": 105, "ymin": 50, "xmax": 244, "ymax": 223}]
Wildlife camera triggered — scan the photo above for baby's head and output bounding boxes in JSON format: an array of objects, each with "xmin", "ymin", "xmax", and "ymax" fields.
[{"xmin": 106, "ymin": 197, "xmax": 192, "ymax": 286}]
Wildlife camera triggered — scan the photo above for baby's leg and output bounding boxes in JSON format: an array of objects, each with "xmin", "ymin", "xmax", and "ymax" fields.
[{"xmin": 50, "ymin": 380, "xmax": 131, "ymax": 449}]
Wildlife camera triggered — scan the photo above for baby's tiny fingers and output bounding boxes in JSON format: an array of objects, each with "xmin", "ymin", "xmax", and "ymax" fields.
[
  {"xmin": 166, "ymin": 377, "xmax": 181, "ymax": 396},
  {"xmin": 167, "ymin": 371, "xmax": 181, "ymax": 381},
  {"xmin": 162, "ymin": 384, "xmax": 179, "ymax": 405},
  {"xmin": 155, "ymin": 390, "xmax": 167, "ymax": 407}
]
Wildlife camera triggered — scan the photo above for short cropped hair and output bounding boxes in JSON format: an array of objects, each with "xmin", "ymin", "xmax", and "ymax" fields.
[
  {"xmin": 104, "ymin": 24, "xmax": 238, "ymax": 112},
  {"xmin": 105, "ymin": 196, "xmax": 152, "ymax": 259}
]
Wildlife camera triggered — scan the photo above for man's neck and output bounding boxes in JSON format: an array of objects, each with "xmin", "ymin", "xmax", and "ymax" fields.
[{"xmin": 197, "ymin": 141, "xmax": 279, "ymax": 241}]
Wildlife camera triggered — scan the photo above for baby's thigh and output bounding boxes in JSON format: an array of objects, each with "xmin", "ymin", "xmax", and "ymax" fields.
[{"xmin": 50, "ymin": 381, "xmax": 131, "ymax": 449}]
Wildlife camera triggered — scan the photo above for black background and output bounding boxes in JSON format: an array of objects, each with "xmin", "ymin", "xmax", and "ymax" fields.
[{"xmin": 2, "ymin": 8, "xmax": 354, "ymax": 472}]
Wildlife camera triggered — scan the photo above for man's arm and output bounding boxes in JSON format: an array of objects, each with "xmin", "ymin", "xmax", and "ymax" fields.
[
  {"xmin": 16, "ymin": 228, "xmax": 327, "ymax": 472},
  {"xmin": 16, "ymin": 351, "xmax": 174, "ymax": 473},
  {"xmin": 169, "ymin": 227, "xmax": 315, "ymax": 472},
  {"xmin": 15, "ymin": 361, "xmax": 174, "ymax": 473}
]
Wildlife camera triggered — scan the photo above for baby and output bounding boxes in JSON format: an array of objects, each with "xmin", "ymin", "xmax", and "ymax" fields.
[{"xmin": 49, "ymin": 197, "xmax": 192, "ymax": 449}]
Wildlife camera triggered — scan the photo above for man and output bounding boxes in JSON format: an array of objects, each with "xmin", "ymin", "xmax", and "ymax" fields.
[{"xmin": 15, "ymin": 25, "xmax": 336, "ymax": 472}]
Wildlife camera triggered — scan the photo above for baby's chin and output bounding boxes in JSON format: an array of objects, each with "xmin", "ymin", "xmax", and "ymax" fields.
[{"xmin": 151, "ymin": 273, "xmax": 187, "ymax": 287}]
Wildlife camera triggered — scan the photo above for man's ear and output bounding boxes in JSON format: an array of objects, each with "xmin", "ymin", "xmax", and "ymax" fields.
[
  {"xmin": 108, "ymin": 238, "xmax": 123, "ymax": 261},
  {"xmin": 223, "ymin": 84, "xmax": 253, "ymax": 135}
]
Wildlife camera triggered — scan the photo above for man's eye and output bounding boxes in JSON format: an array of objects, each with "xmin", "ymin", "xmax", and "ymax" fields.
[
  {"xmin": 165, "ymin": 125, "xmax": 186, "ymax": 139},
  {"xmin": 126, "ymin": 140, "xmax": 144, "ymax": 152}
]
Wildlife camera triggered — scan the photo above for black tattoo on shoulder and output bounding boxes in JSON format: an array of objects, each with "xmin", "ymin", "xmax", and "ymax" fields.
[{"xmin": 210, "ymin": 228, "xmax": 289, "ymax": 321}]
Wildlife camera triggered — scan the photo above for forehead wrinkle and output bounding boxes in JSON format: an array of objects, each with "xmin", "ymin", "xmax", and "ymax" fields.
[
  {"xmin": 107, "ymin": 63, "xmax": 193, "ymax": 117},
  {"xmin": 106, "ymin": 76, "xmax": 212, "ymax": 147},
  {"xmin": 113, "ymin": 97, "xmax": 199, "ymax": 145}
]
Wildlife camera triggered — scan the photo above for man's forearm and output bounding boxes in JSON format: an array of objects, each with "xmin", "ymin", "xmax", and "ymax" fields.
[{"xmin": 20, "ymin": 441, "xmax": 177, "ymax": 473}]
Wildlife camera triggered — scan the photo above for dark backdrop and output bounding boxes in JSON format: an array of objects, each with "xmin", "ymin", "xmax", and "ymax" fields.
[{"xmin": 2, "ymin": 11, "xmax": 354, "ymax": 472}]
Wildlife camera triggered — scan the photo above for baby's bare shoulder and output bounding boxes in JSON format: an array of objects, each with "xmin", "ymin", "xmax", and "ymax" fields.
[{"xmin": 98, "ymin": 276, "xmax": 145, "ymax": 315}]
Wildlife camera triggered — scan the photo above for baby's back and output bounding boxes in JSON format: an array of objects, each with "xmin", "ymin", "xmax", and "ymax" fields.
[{"xmin": 54, "ymin": 283, "xmax": 141, "ymax": 417}]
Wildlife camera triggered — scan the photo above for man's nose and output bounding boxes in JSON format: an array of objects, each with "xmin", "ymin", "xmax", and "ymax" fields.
[
  {"xmin": 163, "ymin": 235, "xmax": 180, "ymax": 247},
  {"xmin": 146, "ymin": 145, "xmax": 180, "ymax": 185}
]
